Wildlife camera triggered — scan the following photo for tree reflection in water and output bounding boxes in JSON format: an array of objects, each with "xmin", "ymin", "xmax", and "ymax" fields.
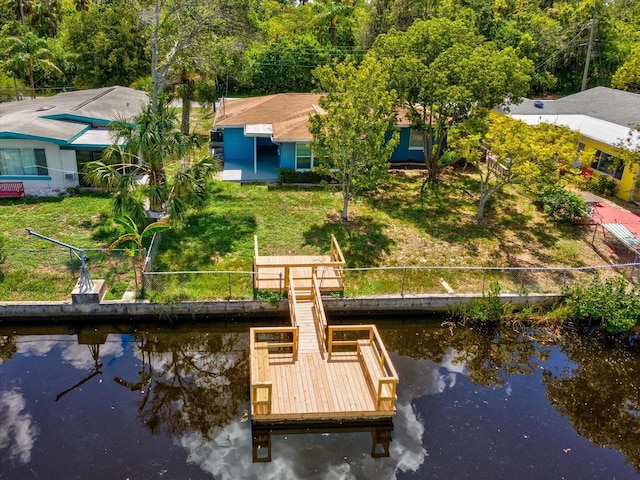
[
  {"xmin": 0, "ymin": 335, "xmax": 17, "ymax": 362},
  {"xmin": 543, "ymin": 332, "xmax": 640, "ymax": 473},
  {"xmin": 379, "ymin": 321, "xmax": 550, "ymax": 387},
  {"xmin": 113, "ymin": 330, "xmax": 250, "ymax": 440}
]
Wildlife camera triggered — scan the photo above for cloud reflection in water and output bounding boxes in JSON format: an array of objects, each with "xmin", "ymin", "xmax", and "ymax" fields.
[
  {"xmin": 180, "ymin": 348, "xmax": 468, "ymax": 479},
  {"xmin": 0, "ymin": 390, "xmax": 38, "ymax": 464}
]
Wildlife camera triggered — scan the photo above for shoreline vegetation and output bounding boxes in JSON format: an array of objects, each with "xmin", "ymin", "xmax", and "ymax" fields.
[{"xmin": 1, "ymin": 168, "xmax": 639, "ymax": 335}]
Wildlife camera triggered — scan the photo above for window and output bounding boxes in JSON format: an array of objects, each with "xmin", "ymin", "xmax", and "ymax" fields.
[
  {"xmin": 591, "ymin": 150, "xmax": 623, "ymax": 180},
  {"xmin": 296, "ymin": 144, "xmax": 313, "ymax": 170},
  {"xmin": 409, "ymin": 130, "xmax": 423, "ymax": 150},
  {"xmin": 576, "ymin": 141, "xmax": 585, "ymax": 152},
  {"xmin": 0, "ymin": 148, "xmax": 48, "ymax": 176}
]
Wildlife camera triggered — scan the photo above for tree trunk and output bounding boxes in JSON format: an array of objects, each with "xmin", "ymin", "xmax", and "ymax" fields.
[
  {"xmin": 341, "ymin": 182, "xmax": 350, "ymax": 221},
  {"xmin": 476, "ymin": 194, "xmax": 489, "ymax": 221},
  {"xmin": 13, "ymin": 76, "xmax": 20, "ymax": 101},
  {"xmin": 28, "ymin": 62, "xmax": 36, "ymax": 99},
  {"xmin": 181, "ymin": 97, "xmax": 191, "ymax": 135}
]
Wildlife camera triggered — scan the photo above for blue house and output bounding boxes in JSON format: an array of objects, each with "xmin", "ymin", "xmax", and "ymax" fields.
[{"xmin": 212, "ymin": 93, "xmax": 424, "ymax": 181}]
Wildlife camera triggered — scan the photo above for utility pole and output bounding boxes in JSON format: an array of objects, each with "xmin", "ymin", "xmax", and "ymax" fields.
[
  {"xmin": 18, "ymin": 0, "xmax": 25, "ymax": 25},
  {"xmin": 581, "ymin": 0, "xmax": 597, "ymax": 91}
]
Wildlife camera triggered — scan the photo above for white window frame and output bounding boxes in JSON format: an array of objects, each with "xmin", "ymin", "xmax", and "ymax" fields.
[
  {"xmin": 0, "ymin": 147, "xmax": 48, "ymax": 176},
  {"xmin": 295, "ymin": 143, "xmax": 314, "ymax": 170},
  {"xmin": 408, "ymin": 129, "xmax": 423, "ymax": 150},
  {"xmin": 591, "ymin": 150, "xmax": 624, "ymax": 181}
]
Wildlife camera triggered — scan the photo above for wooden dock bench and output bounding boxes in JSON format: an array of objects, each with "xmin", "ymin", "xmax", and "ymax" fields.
[
  {"xmin": 250, "ymin": 342, "xmax": 273, "ymax": 415},
  {"xmin": 0, "ymin": 181, "xmax": 25, "ymax": 198},
  {"xmin": 357, "ymin": 339, "xmax": 397, "ymax": 411}
]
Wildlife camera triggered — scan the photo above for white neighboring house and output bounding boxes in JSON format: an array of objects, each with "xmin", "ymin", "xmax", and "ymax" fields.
[{"xmin": 0, "ymin": 86, "xmax": 148, "ymax": 196}]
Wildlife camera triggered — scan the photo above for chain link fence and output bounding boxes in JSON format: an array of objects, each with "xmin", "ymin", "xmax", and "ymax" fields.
[
  {"xmin": 0, "ymin": 247, "xmax": 136, "ymax": 301},
  {"xmin": 141, "ymin": 262, "xmax": 639, "ymax": 303}
]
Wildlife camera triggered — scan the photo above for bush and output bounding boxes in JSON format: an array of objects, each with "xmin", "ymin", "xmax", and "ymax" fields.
[
  {"xmin": 563, "ymin": 276, "xmax": 640, "ymax": 334},
  {"xmin": 278, "ymin": 168, "xmax": 336, "ymax": 184},
  {"xmin": 585, "ymin": 174, "xmax": 618, "ymax": 197},
  {"xmin": 449, "ymin": 282, "xmax": 504, "ymax": 323},
  {"xmin": 540, "ymin": 186, "xmax": 589, "ymax": 224}
]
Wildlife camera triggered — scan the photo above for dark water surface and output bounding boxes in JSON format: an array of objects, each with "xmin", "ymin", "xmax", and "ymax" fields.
[{"xmin": 0, "ymin": 320, "xmax": 638, "ymax": 479}]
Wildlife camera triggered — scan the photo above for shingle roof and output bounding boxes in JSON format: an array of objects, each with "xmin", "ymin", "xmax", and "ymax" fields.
[
  {"xmin": 0, "ymin": 86, "xmax": 148, "ymax": 145},
  {"xmin": 214, "ymin": 93, "xmax": 324, "ymax": 142},
  {"xmin": 504, "ymin": 87, "xmax": 640, "ymax": 128}
]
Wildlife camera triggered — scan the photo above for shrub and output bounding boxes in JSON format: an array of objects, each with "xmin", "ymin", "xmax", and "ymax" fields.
[
  {"xmin": 449, "ymin": 282, "xmax": 504, "ymax": 323},
  {"xmin": 585, "ymin": 174, "xmax": 618, "ymax": 197},
  {"xmin": 540, "ymin": 186, "xmax": 589, "ymax": 224},
  {"xmin": 278, "ymin": 168, "xmax": 336, "ymax": 184},
  {"xmin": 563, "ymin": 276, "xmax": 640, "ymax": 334}
]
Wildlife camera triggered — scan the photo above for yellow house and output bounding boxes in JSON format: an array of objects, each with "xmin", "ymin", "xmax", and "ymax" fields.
[{"xmin": 504, "ymin": 87, "xmax": 640, "ymax": 204}]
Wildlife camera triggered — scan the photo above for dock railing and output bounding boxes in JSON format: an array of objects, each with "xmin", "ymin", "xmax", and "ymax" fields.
[
  {"xmin": 252, "ymin": 235, "xmax": 346, "ymax": 292},
  {"xmin": 249, "ymin": 325, "xmax": 300, "ymax": 416},
  {"xmin": 288, "ymin": 271, "xmax": 299, "ymax": 328},
  {"xmin": 327, "ymin": 324, "xmax": 398, "ymax": 411},
  {"xmin": 311, "ymin": 273, "xmax": 328, "ymax": 351},
  {"xmin": 329, "ymin": 234, "xmax": 346, "ymax": 290}
]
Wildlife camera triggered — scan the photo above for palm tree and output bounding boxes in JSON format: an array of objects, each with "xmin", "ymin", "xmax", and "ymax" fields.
[
  {"xmin": 314, "ymin": 0, "xmax": 357, "ymax": 46},
  {"xmin": 84, "ymin": 101, "xmax": 218, "ymax": 225},
  {"xmin": 3, "ymin": 29, "xmax": 62, "ymax": 98},
  {"xmin": 108, "ymin": 215, "xmax": 170, "ymax": 293}
]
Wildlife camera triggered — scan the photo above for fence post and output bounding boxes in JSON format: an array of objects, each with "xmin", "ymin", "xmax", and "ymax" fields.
[
  {"xmin": 228, "ymin": 272, "xmax": 232, "ymax": 300},
  {"xmin": 401, "ymin": 267, "xmax": 407, "ymax": 298},
  {"xmin": 482, "ymin": 269, "xmax": 486, "ymax": 295},
  {"xmin": 562, "ymin": 269, "xmax": 567, "ymax": 287}
]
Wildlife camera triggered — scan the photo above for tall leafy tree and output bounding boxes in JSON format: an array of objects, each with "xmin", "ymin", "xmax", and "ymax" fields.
[
  {"xmin": 84, "ymin": 101, "xmax": 218, "ymax": 224},
  {"xmin": 452, "ymin": 112, "xmax": 582, "ymax": 220},
  {"xmin": 3, "ymin": 28, "xmax": 62, "ymax": 98},
  {"xmin": 135, "ymin": 0, "xmax": 254, "ymax": 112},
  {"xmin": 373, "ymin": 18, "xmax": 532, "ymax": 189},
  {"xmin": 612, "ymin": 44, "xmax": 640, "ymax": 92},
  {"xmin": 244, "ymin": 34, "xmax": 333, "ymax": 93},
  {"xmin": 65, "ymin": 2, "xmax": 150, "ymax": 89},
  {"xmin": 310, "ymin": 54, "xmax": 399, "ymax": 221}
]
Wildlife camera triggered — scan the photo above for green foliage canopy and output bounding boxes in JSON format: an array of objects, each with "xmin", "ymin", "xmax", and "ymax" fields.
[
  {"xmin": 65, "ymin": 3, "xmax": 150, "ymax": 89},
  {"xmin": 373, "ymin": 18, "xmax": 533, "ymax": 187},
  {"xmin": 310, "ymin": 54, "xmax": 399, "ymax": 220}
]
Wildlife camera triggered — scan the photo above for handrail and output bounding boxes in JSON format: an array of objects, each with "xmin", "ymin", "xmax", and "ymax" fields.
[
  {"xmin": 327, "ymin": 324, "xmax": 398, "ymax": 411},
  {"xmin": 251, "ymin": 326, "xmax": 299, "ymax": 356},
  {"xmin": 288, "ymin": 271, "xmax": 298, "ymax": 328},
  {"xmin": 311, "ymin": 273, "xmax": 328, "ymax": 351},
  {"xmin": 327, "ymin": 325, "xmax": 373, "ymax": 354},
  {"xmin": 330, "ymin": 234, "xmax": 346, "ymax": 264}
]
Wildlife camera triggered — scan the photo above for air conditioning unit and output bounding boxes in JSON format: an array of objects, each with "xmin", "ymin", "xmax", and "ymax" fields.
[{"xmin": 64, "ymin": 171, "xmax": 76, "ymax": 180}]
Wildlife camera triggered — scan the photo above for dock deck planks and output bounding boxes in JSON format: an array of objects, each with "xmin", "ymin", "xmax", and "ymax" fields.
[{"xmin": 250, "ymin": 237, "xmax": 396, "ymax": 423}]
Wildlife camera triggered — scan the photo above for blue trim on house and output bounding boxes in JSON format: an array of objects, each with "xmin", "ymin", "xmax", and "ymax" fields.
[
  {"xmin": 0, "ymin": 175, "xmax": 52, "ymax": 181},
  {"xmin": 42, "ymin": 113, "xmax": 111, "ymax": 126},
  {"xmin": 0, "ymin": 132, "xmax": 69, "ymax": 145}
]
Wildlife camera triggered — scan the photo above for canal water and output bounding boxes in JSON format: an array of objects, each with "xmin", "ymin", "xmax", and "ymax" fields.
[{"xmin": 1, "ymin": 320, "xmax": 638, "ymax": 479}]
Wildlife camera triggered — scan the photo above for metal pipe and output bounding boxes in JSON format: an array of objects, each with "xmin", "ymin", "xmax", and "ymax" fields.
[{"xmin": 25, "ymin": 228, "xmax": 94, "ymax": 294}]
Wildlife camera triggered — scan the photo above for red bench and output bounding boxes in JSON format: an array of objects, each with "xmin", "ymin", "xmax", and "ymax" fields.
[{"xmin": 0, "ymin": 181, "xmax": 25, "ymax": 198}]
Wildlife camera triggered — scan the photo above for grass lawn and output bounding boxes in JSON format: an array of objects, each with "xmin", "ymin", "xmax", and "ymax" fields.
[
  {"xmin": 0, "ymin": 168, "xmax": 633, "ymax": 302},
  {"xmin": 0, "ymin": 193, "xmax": 133, "ymax": 301}
]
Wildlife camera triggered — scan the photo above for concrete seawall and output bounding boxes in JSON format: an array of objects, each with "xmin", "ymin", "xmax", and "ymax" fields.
[{"xmin": 0, "ymin": 293, "xmax": 561, "ymax": 322}]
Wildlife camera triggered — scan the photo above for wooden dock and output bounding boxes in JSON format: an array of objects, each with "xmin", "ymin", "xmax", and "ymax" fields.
[
  {"xmin": 249, "ymin": 236, "xmax": 399, "ymax": 425},
  {"xmin": 253, "ymin": 234, "xmax": 345, "ymax": 292}
]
